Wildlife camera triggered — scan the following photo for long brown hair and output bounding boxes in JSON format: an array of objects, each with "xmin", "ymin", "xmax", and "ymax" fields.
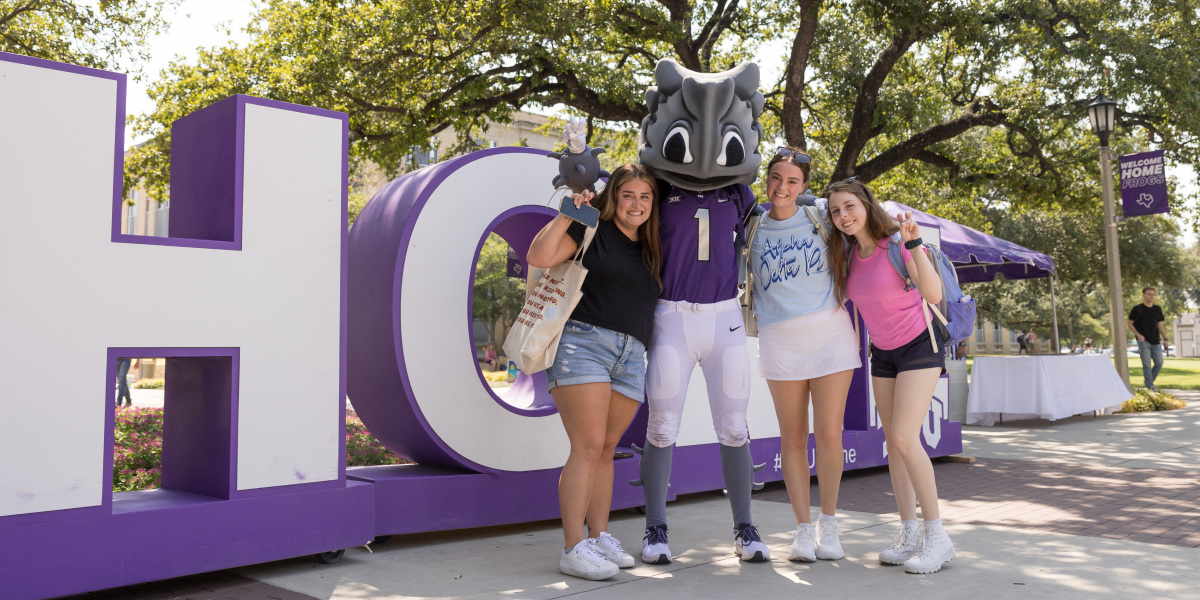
[
  {"xmin": 823, "ymin": 178, "xmax": 899, "ymax": 305},
  {"xmin": 591, "ymin": 163, "xmax": 663, "ymax": 289}
]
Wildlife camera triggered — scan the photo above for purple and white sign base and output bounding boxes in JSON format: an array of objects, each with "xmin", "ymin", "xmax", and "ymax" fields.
[
  {"xmin": 0, "ymin": 483, "xmax": 373, "ymax": 600},
  {"xmin": 353, "ymin": 424, "xmax": 962, "ymax": 537}
]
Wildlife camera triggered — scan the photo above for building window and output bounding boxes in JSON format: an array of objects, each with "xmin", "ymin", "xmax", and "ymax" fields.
[
  {"xmin": 975, "ymin": 322, "xmax": 985, "ymax": 343},
  {"xmin": 154, "ymin": 198, "xmax": 170, "ymax": 237},
  {"xmin": 993, "ymin": 323, "xmax": 1001, "ymax": 343},
  {"xmin": 127, "ymin": 203, "xmax": 137, "ymax": 235}
]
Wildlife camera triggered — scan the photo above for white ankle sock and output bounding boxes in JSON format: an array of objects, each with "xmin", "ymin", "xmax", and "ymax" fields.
[
  {"xmin": 819, "ymin": 513, "xmax": 837, "ymax": 523},
  {"xmin": 901, "ymin": 519, "xmax": 918, "ymax": 531},
  {"xmin": 923, "ymin": 518, "xmax": 944, "ymax": 534}
]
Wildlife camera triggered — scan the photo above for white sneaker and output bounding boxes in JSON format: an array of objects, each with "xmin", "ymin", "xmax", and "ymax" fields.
[
  {"xmin": 733, "ymin": 523, "xmax": 771, "ymax": 562},
  {"xmin": 641, "ymin": 524, "xmax": 672, "ymax": 564},
  {"xmin": 815, "ymin": 517, "xmax": 845, "ymax": 560},
  {"xmin": 879, "ymin": 522, "xmax": 920, "ymax": 565},
  {"xmin": 560, "ymin": 539, "xmax": 619, "ymax": 580},
  {"xmin": 788, "ymin": 523, "xmax": 816, "ymax": 562},
  {"xmin": 592, "ymin": 532, "xmax": 634, "ymax": 568},
  {"xmin": 903, "ymin": 526, "xmax": 956, "ymax": 574}
]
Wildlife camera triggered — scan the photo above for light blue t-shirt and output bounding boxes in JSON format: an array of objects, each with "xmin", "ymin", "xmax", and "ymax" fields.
[{"xmin": 749, "ymin": 206, "xmax": 837, "ymax": 326}]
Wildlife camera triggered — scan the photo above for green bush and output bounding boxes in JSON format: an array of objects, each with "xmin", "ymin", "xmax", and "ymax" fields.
[
  {"xmin": 113, "ymin": 407, "xmax": 409, "ymax": 492},
  {"xmin": 1118, "ymin": 388, "xmax": 1187, "ymax": 413}
]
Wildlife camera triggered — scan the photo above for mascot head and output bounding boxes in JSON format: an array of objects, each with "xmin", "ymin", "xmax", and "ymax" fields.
[{"xmin": 638, "ymin": 59, "xmax": 765, "ymax": 192}]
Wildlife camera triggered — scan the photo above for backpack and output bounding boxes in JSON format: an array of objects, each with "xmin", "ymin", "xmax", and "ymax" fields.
[{"xmin": 881, "ymin": 232, "xmax": 976, "ymax": 353}]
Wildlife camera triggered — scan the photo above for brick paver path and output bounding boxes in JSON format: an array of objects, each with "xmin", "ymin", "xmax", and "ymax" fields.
[
  {"xmin": 62, "ymin": 571, "xmax": 318, "ymax": 600},
  {"xmin": 758, "ymin": 458, "xmax": 1200, "ymax": 548}
]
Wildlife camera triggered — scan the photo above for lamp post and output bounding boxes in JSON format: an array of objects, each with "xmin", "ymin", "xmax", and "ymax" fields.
[{"xmin": 1087, "ymin": 94, "xmax": 1131, "ymax": 389}]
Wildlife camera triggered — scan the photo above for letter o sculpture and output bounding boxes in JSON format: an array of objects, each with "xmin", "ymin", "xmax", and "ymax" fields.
[{"xmin": 348, "ymin": 147, "xmax": 568, "ymax": 472}]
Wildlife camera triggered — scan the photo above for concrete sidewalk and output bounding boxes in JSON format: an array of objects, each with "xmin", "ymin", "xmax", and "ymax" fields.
[{"xmin": 83, "ymin": 390, "xmax": 1200, "ymax": 599}]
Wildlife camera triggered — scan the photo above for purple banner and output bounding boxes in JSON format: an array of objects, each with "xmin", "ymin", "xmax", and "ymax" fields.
[{"xmin": 1119, "ymin": 149, "xmax": 1169, "ymax": 217}]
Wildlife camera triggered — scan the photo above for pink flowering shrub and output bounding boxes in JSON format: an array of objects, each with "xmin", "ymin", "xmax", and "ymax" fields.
[
  {"xmin": 113, "ymin": 407, "xmax": 409, "ymax": 492},
  {"xmin": 346, "ymin": 410, "xmax": 409, "ymax": 466},
  {"xmin": 113, "ymin": 407, "xmax": 163, "ymax": 492}
]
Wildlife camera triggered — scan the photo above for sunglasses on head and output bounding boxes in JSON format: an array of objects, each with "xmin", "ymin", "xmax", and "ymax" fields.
[
  {"xmin": 775, "ymin": 147, "xmax": 812, "ymax": 164},
  {"xmin": 822, "ymin": 175, "xmax": 858, "ymax": 194}
]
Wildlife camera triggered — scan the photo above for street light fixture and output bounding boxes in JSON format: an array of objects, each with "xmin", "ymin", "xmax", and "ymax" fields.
[{"xmin": 1087, "ymin": 94, "xmax": 1131, "ymax": 390}]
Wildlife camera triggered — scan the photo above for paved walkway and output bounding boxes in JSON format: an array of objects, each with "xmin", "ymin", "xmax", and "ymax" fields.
[{"xmin": 78, "ymin": 390, "xmax": 1200, "ymax": 599}]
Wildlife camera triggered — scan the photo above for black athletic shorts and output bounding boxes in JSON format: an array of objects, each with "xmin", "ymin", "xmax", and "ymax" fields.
[{"xmin": 870, "ymin": 329, "xmax": 946, "ymax": 378}]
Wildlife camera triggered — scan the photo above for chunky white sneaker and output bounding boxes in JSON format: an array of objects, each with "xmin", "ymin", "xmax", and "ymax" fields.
[
  {"xmin": 903, "ymin": 526, "xmax": 956, "ymax": 574},
  {"xmin": 560, "ymin": 539, "xmax": 619, "ymax": 580},
  {"xmin": 592, "ymin": 532, "xmax": 635, "ymax": 568},
  {"xmin": 641, "ymin": 524, "xmax": 672, "ymax": 564},
  {"xmin": 733, "ymin": 523, "xmax": 771, "ymax": 562},
  {"xmin": 879, "ymin": 523, "xmax": 920, "ymax": 565},
  {"xmin": 815, "ymin": 517, "xmax": 845, "ymax": 560},
  {"xmin": 788, "ymin": 523, "xmax": 816, "ymax": 562}
]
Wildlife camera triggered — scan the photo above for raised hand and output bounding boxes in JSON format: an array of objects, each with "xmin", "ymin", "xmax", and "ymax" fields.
[{"xmin": 898, "ymin": 211, "xmax": 920, "ymax": 242}]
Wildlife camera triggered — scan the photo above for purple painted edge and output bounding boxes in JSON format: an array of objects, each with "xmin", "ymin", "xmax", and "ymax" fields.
[
  {"xmin": 470, "ymin": 205, "xmax": 557, "ymax": 417},
  {"xmin": 338, "ymin": 106, "xmax": 349, "ymax": 481},
  {"xmin": 390, "ymin": 146, "xmax": 551, "ymax": 472}
]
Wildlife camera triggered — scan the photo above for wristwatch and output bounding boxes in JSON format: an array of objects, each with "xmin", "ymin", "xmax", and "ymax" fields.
[{"xmin": 904, "ymin": 237, "xmax": 923, "ymax": 250}]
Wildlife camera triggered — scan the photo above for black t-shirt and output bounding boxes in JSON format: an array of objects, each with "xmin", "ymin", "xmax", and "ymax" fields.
[
  {"xmin": 1128, "ymin": 303, "xmax": 1165, "ymax": 344},
  {"xmin": 566, "ymin": 219, "xmax": 659, "ymax": 347}
]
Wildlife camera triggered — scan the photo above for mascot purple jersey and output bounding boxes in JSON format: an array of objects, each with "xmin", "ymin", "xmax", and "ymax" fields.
[
  {"xmin": 657, "ymin": 183, "xmax": 757, "ymax": 303},
  {"xmin": 633, "ymin": 59, "xmax": 772, "ymax": 565}
]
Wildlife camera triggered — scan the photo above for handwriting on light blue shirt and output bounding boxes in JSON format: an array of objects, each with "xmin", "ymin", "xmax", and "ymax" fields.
[{"xmin": 757, "ymin": 235, "xmax": 825, "ymax": 290}]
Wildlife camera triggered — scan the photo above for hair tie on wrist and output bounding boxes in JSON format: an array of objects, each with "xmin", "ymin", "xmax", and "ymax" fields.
[{"xmin": 904, "ymin": 237, "xmax": 923, "ymax": 250}]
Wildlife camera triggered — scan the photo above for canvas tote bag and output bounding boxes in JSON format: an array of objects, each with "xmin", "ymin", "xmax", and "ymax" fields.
[{"xmin": 503, "ymin": 226, "xmax": 597, "ymax": 374}]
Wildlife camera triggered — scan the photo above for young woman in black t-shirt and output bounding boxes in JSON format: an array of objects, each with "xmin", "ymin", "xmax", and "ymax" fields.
[{"xmin": 527, "ymin": 163, "xmax": 662, "ymax": 580}]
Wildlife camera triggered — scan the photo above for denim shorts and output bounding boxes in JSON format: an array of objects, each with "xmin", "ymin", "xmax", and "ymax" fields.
[
  {"xmin": 870, "ymin": 329, "xmax": 945, "ymax": 378},
  {"xmin": 546, "ymin": 320, "xmax": 648, "ymax": 402}
]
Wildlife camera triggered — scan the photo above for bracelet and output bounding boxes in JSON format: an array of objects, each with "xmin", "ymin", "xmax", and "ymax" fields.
[{"xmin": 904, "ymin": 237, "xmax": 923, "ymax": 250}]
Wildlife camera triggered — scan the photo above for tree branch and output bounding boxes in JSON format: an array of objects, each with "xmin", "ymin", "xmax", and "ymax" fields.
[
  {"xmin": 782, "ymin": 0, "xmax": 822, "ymax": 150},
  {"xmin": 851, "ymin": 98, "xmax": 1007, "ymax": 181}
]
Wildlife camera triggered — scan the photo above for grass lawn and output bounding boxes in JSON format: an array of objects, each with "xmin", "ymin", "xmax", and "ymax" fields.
[{"xmin": 1127, "ymin": 357, "xmax": 1200, "ymax": 390}]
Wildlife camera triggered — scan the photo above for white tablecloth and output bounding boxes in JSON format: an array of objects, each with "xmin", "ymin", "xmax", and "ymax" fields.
[{"xmin": 966, "ymin": 355, "xmax": 1131, "ymax": 426}]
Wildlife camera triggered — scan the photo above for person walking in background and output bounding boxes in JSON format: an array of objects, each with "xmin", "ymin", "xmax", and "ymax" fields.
[
  {"xmin": 826, "ymin": 178, "xmax": 956, "ymax": 574},
  {"xmin": 527, "ymin": 163, "xmax": 663, "ymax": 581},
  {"xmin": 749, "ymin": 147, "xmax": 859, "ymax": 562},
  {"xmin": 115, "ymin": 358, "xmax": 133, "ymax": 408},
  {"xmin": 1128, "ymin": 287, "xmax": 1168, "ymax": 390},
  {"xmin": 1026, "ymin": 330, "xmax": 1038, "ymax": 355},
  {"xmin": 1017, "ymin": 330, "xmax": 1028, "ymax": 355},
  {"xmin": 484, "ymin": 344, "xmax": 499, "ymax": 371}
]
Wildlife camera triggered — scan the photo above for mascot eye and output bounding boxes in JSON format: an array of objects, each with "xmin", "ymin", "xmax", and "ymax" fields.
[
  {"xmin": 663, "ymin": 126, "xmax": 694, "ymax": 164},
  {"xmin": 716, "ymin": 131, "xmax": 745, "ymax": 166}
]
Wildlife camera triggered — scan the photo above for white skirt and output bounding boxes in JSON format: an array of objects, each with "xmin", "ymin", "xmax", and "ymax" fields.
[{"xmin": 757, "ymin": 307, "xmax": 862, "ymax": 381}]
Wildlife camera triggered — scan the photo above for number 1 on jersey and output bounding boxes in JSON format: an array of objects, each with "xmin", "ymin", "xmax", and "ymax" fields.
[{"xmin": 693, "ymin": 207, "xmax": 710, "ymax": 262}]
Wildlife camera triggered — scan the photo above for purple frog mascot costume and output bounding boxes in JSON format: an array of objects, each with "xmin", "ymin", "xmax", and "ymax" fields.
[{"xmin": 633, "ymin": 59, "xmax": 770, "ymax": 564}]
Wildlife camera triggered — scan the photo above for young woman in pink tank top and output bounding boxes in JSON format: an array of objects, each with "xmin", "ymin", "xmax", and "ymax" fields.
[{"xmin": 825, "ymin": 178, "xmax": 957, "ymax": 574}]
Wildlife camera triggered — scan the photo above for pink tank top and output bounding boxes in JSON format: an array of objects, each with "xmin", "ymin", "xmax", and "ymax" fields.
[{"xmin": 846, "ymin": 240, "xmax": 928, "ymax": 351}]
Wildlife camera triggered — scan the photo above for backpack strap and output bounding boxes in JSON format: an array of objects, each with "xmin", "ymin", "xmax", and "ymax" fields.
[
  {"xmin": 889, "ymin": 233, "xmax": 946, "ymax": 354},
  {"xmin": 802, "ymin": 204, "xmax": 830, "ymax": 244}
]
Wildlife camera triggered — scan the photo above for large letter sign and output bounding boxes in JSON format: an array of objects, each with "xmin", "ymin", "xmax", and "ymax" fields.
[
  {"xmin": 0, "ymin": 51, "xmax": 962, "ymax": 598},
  {"xmin": 0, "ymin": 52, "xmax": 371, "ymax": 600}
]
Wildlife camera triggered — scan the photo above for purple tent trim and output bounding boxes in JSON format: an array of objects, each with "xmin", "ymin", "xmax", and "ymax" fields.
[{"xmin": 891, "ymin": 203, "xmax": 1056, "ymax": 283}]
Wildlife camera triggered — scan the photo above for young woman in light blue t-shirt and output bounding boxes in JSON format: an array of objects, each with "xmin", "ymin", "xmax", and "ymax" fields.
[{"xmin": 749, "ymin": 147, "xmax": 861, "ymax": 562}]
